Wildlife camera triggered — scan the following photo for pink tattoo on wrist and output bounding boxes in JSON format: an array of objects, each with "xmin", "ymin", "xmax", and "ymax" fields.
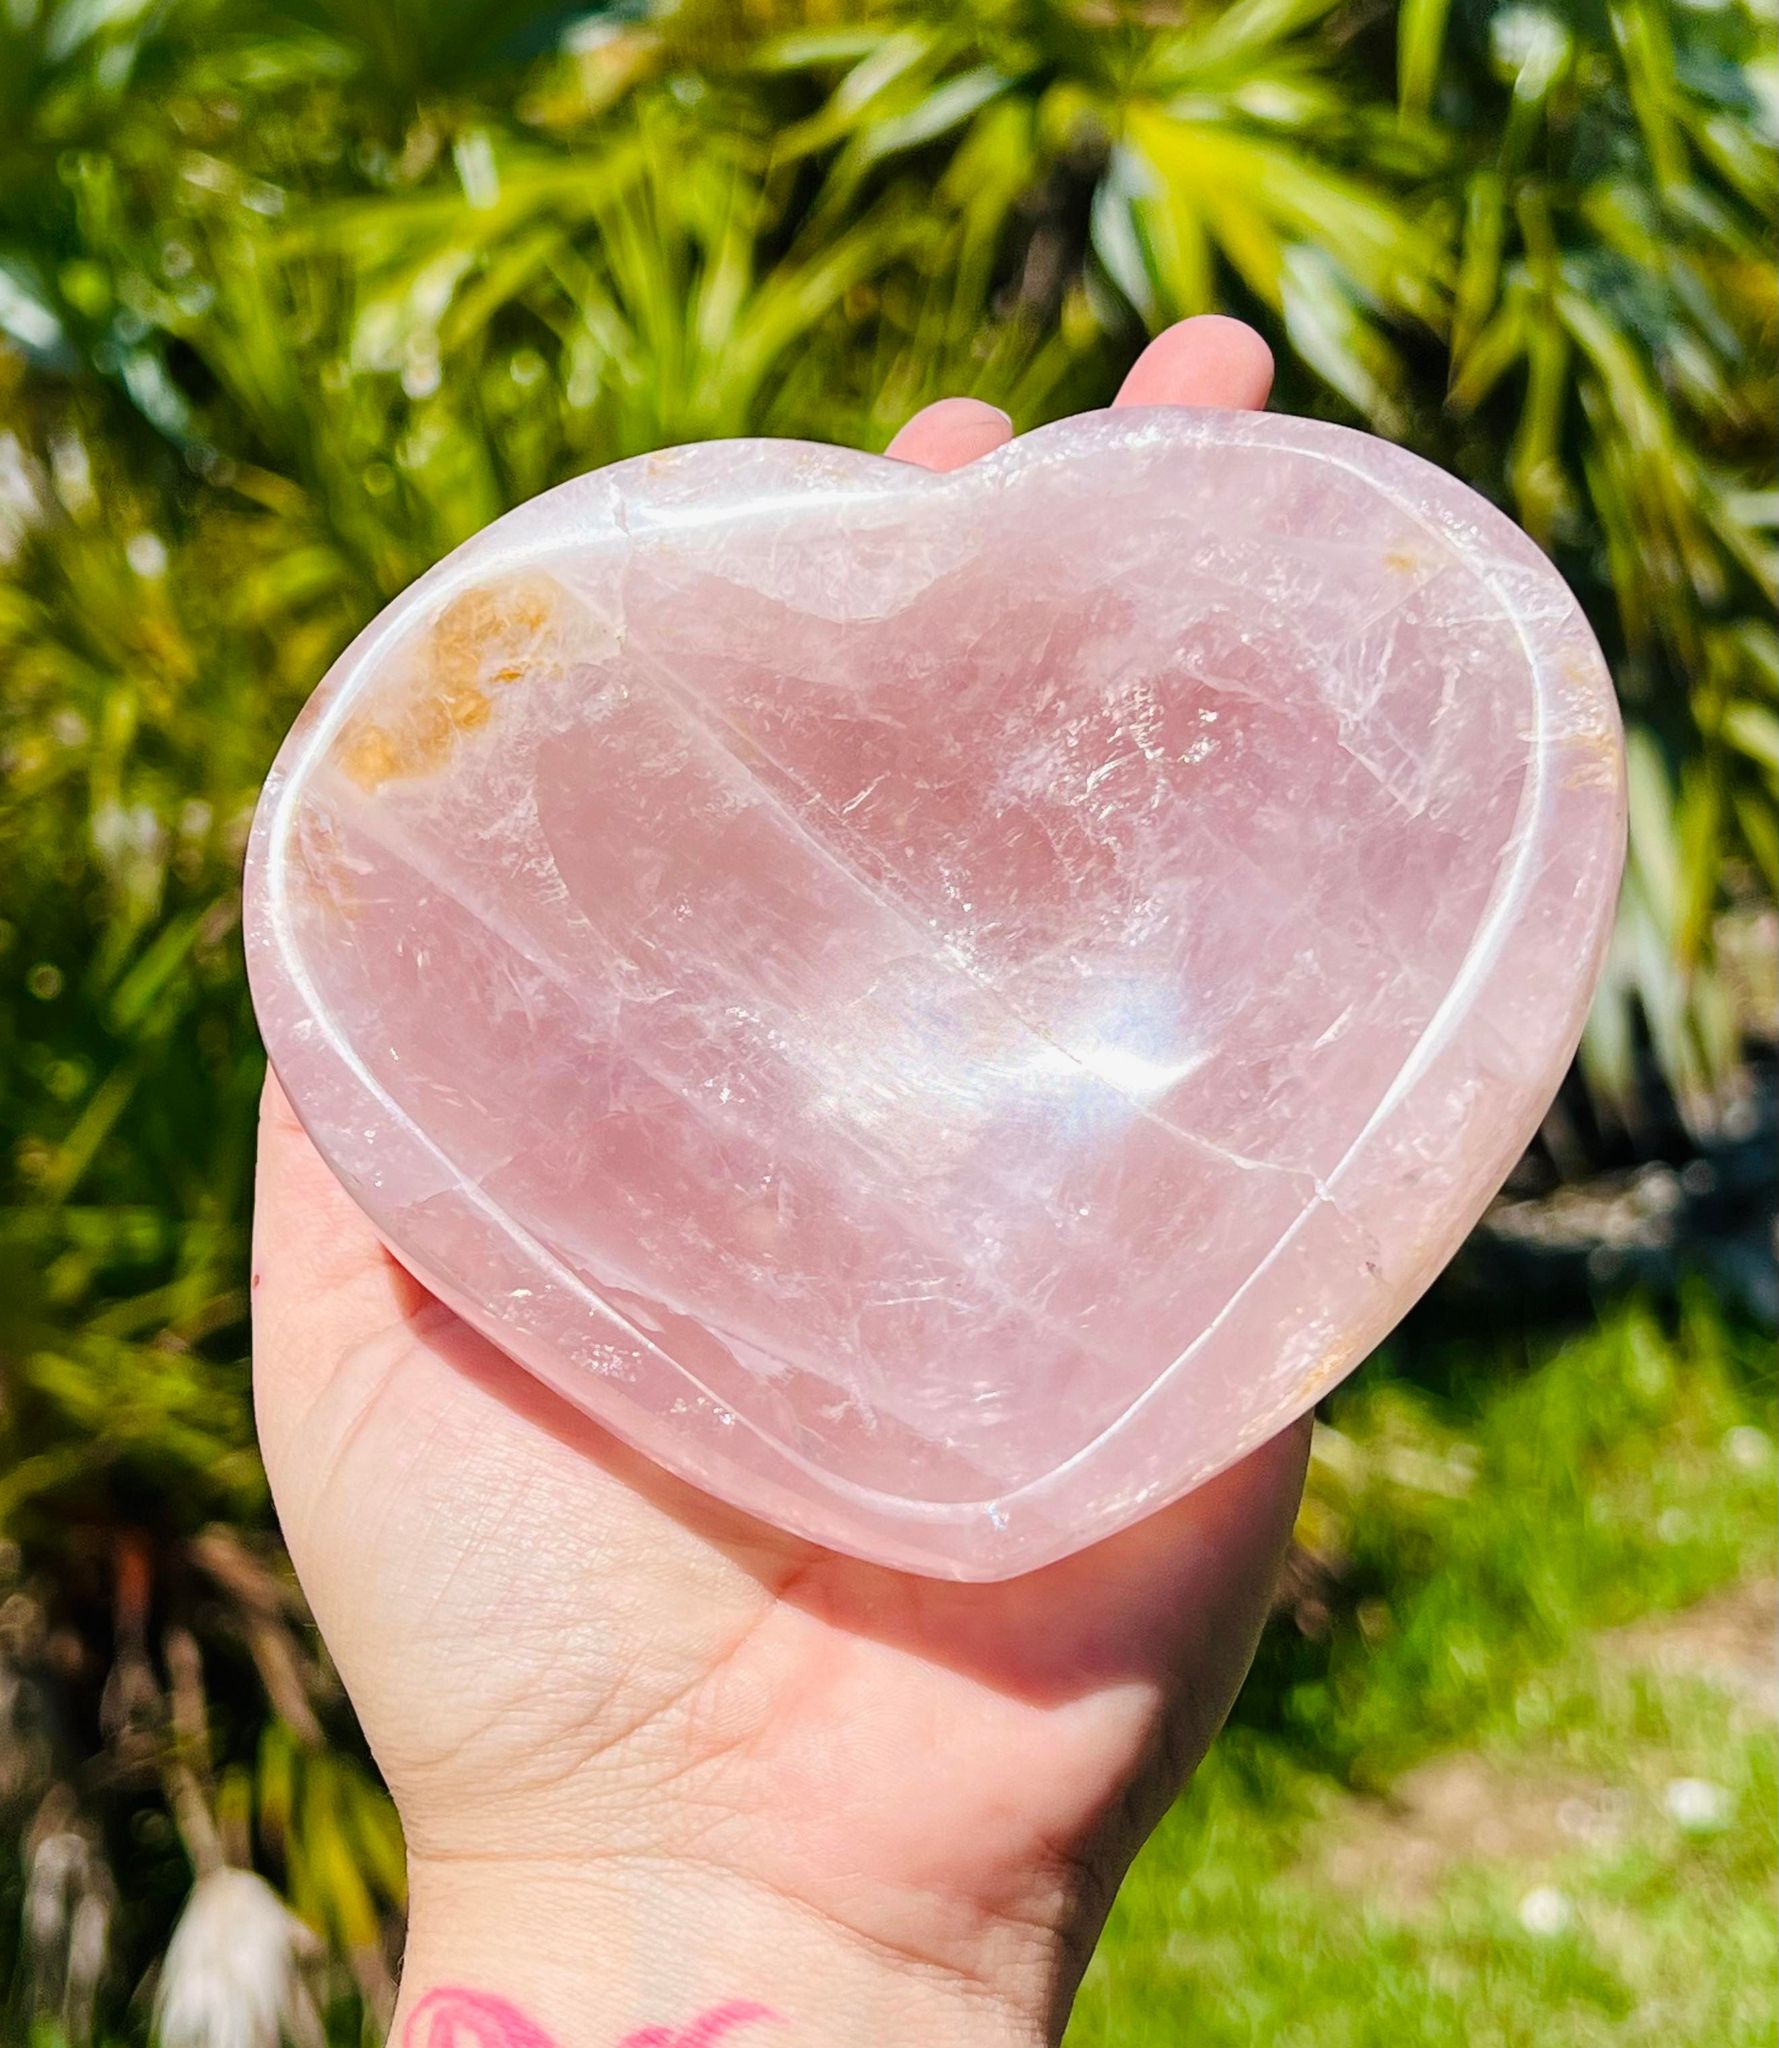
[
  {"xmin": 405, "ymin": 1990, "xmax": 559, "ymax": 2048},
  {"xmin": 404, "ymin": 1988, "xmax": 779, "ymax": 2048},
  {"xmin": 618, "ymin": 2000, "xmax": 778, "ymax": 2048}
]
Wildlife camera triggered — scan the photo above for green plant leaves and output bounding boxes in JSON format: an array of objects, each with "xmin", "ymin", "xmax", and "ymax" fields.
[{"xmin": 0, "ymin": 0, "xmax": 1772, "ymax": 2024}]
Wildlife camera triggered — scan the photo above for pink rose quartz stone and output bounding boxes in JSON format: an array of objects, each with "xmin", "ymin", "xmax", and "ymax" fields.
[{"xmin": 245, "ymin": 408, "xmax": 1626, "ymax": 1579}]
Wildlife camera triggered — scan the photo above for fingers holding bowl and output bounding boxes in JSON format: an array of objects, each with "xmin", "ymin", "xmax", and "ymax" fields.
[
  {"xmin": 887, "ymin": 314, "xmax": 1273, "ymax": 478},
  {"xmin": 1114, "ymin": 314, "xmax": 1275, "ymax": 411}
]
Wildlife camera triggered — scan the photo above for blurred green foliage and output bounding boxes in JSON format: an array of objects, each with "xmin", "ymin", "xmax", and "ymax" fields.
[
  {"xmin": 0, "ymin": 0, "xmax": 1773, "ymax": 2038},
  {"xmin": 1074, "ymin": 1292, "xmax": 1777, "ymax": 2048}
]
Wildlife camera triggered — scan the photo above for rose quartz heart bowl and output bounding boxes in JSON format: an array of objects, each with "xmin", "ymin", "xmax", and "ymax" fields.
[{"xmin": 245, "ymin": 408, "xmax": 1625, "ymax": 1579}]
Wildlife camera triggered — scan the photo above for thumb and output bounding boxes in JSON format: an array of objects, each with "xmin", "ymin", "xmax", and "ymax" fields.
[{"xmin": 251, "ymin": 1072, "xmax": 430, "ymax": 1484}]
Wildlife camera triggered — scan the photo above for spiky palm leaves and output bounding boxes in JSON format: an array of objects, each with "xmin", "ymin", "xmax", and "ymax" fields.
[{"xmin": 0, "ymin": 0, "xmax": 1772, "ymax": 2035}]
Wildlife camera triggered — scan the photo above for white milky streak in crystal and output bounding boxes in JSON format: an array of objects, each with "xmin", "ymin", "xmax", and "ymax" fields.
[{"xmin": 245, "ymin": 409, "xmax": 1626, "ymax": 1578}]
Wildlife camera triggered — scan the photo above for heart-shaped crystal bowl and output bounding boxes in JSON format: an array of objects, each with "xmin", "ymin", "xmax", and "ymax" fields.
[{"xmin": 246, "ymin": 408, "xmax": 1625, "ymax": 1579}]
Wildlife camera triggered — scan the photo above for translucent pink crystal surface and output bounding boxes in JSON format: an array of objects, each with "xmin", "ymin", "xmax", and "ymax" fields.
[{"xmin": 245, "ymin": 409, "xmax": 1625, "ymax": 1579}]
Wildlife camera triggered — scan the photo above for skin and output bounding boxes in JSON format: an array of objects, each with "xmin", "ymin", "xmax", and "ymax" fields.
[{"xmin": 253, "ymin": 314, "xmax": 1310, "ymax": 2047}]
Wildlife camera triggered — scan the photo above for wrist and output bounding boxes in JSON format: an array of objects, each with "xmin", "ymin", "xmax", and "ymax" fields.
[{"xmin": 394, "ymin": 1853, "xmax": 1057, "ymax": 2048}]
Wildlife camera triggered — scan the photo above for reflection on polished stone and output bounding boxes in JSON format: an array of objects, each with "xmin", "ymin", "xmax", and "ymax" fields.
[{"xmin": 246, "ymin": 409, "xmax": 1625, "ymax": 1578}]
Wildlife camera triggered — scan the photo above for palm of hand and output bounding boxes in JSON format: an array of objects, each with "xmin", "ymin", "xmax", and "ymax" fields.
[{"xmin": 251, "ymin": 319, "xmax": 1308, "ymax": 2018}]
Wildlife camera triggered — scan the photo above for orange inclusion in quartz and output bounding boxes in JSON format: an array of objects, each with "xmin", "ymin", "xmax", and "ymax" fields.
[{"xmin": 337, "ymin": 571, "xmax": 565, "ymax": 791}]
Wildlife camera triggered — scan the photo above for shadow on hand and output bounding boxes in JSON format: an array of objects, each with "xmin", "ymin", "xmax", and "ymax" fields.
[{"xmin": 408, "ymin": 1274, "xmax": 1309, "ymax": 1718}]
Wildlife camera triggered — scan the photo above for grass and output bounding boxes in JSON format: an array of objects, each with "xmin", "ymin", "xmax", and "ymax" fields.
[
  {"xmin": 0, "ymin": 3, "xmax": 1771, "ymax": 2013},
  {"xmin": 1068, "ymin": 1293, "xmax": 1778, "ymax": 2047}
]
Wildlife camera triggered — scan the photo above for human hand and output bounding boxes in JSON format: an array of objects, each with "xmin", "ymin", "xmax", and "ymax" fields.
[{"xmin": 252, "ymin": 315, "xmax": 1310, "ymax": 2048}]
